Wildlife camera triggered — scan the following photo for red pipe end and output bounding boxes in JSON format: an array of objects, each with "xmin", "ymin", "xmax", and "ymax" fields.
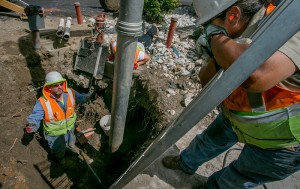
[
  {"xmin": 166, "ymin": 17, "xmax": 178, "ymax": 48},
  {"xmin": 74, "ymin": 2, "xmax": 82, "ymax": 24}
]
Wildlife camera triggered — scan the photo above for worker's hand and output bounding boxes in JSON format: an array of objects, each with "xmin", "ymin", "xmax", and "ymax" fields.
[
  {"xmin": 204, "ymin": 24, "xmax": 228, "ymax": 53},
  {"xmin": 22, "ymin": 124, "xmax": 35, "ymax": 146},
  {"xmin": 87, "ymin": 91, "xmax": 99, "ymax": 101},
  {"xmin": 25, "ymin": 123, "xmax": 36, "ymax": 134},
  {"xmin": 195, "ymin": 34, "xmax": 211, "ymax": 58}
]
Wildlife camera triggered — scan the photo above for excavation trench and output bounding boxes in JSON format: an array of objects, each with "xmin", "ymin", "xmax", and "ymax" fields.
[{"xmin": 67, "ymin": 76, "xmax": 162, "ymax": 188}]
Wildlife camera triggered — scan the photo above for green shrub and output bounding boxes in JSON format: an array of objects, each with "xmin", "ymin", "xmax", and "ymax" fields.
[{"xmin": 143, "ymin": 0, "xmax": 179, "ymax": 23}]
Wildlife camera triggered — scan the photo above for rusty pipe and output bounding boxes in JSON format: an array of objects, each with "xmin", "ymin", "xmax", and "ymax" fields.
[
  {"xmin": 95, "ymin": 13, "xmax": 106, "ymax": 43},
  {"xmin": 74, "ymin": 2, "xmax": 82, "ymax": 24},
  {"xmin": 166, "ymin": 17, "xmax": 178, "ymax": 48},
  {"xmin": 96, "ymin": 12, "xmax": 105, "ymax": 29}
]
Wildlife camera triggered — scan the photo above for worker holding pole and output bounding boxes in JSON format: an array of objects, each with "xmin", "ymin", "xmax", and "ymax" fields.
[{"xmin": 162, "ymin": 0, "xmax": 300, "ymax": 188}]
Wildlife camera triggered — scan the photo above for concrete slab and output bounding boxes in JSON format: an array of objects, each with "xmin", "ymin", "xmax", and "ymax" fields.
[{"xmin": 125, "ymin": 145, "xmax": 207, "ymax": 189}]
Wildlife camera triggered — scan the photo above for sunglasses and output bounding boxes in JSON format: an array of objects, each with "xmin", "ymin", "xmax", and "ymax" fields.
[{"xmin": 50, "ymin": 82, "xmax": 64, "ymax": 88}]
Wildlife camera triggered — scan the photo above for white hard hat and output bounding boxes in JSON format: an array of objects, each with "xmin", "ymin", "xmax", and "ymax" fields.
[
  {"xmin": 193, "ymin": 0, "xmax": 238, "ymax": 26},
  {"xmin": 45, "ymin": 71, "xmax": 66, "ymax": 85}
]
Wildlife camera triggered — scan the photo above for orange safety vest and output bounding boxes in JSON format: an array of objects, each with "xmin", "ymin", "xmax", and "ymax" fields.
[
  {"xmin": 265, "ymin": 2, "xmax": 276, "ymax": 15},
  {"xmin": 222, "ymin": 84, "xmax": 300, "ymax": 112},
  {"xmin": 113, "ymin": 45, "xmax": 141, "ymax": 68},
  {"xmin": 221, "ymin": 1, "xmax": 300, "ymax": 149},
  {"xmin": 39, "ymin": 82, "xmax": 75, "ymax": 122}
]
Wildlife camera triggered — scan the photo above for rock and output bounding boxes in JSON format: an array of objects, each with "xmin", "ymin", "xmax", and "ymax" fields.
[
  {"xmin": 195, "ymin": 59, "xmax": 204, "ymax": 66},
  {"xmin": 166, "ymin": 88, "xmax": 176, "ymax": 96},
  {"xmin": 183, "ymin": 93, "xmax": 194, "ymax": 107},
  {"xmin": 168, "ymin": 109, "xmax": 176, "ymax": 115}
]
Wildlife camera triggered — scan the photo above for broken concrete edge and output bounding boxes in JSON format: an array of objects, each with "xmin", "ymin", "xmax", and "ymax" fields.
[{"xmin": 24, "ymin": 28, "xmax": 57, "ymax": 36}]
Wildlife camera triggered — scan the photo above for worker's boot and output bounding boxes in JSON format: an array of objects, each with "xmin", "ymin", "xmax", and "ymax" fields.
[
  {"xmin": 162, "ymin": 155, "xmax": 193, "ymax": 175},
  {"xmin": 49, "ymin": 151, "xmax": 66, "ymax": 178},
  {"xmin": 67, "ymin": 145, "xmax": 80, "ymax": 155},
  {"xmin": 49, "ymin": 151, "xmax": 66, "ymax": 165}
]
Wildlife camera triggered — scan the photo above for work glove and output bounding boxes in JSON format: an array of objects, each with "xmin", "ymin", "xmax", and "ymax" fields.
[
  {"xmin": 25, "ymin": 123, "xmax": 36, "ymax": 134},
  {"xmin": 22, "ymin": 123, "xmax": 36, "ymax": 146},
  {"xmin": 87, "ymin": 91, "xmax": 99, "ymax": 102},
  {"xmin": 195, "ymin": 33, "xmax": 211, "ymax": 60},
  {"xmin": 204, "ymin": 24, "xmax": 228, "ymax": 53}
]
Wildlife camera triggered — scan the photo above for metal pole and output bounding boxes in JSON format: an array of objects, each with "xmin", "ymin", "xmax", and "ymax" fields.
[
  {"xmin": 31, "ymin": 30, "xmax": 41, "ymax": 49},
  {"xmin": 109, "ymin": 0, "xmax": 300, "ymax": 188},
  {"xmin": 109, "ymin": 0, "xmax": 144, "ymax": 153}
]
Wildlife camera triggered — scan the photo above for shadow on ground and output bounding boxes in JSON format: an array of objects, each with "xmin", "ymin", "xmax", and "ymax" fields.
[{"xmin": 141, "ymin": 145, "xmax": 208, "ymax": 189}]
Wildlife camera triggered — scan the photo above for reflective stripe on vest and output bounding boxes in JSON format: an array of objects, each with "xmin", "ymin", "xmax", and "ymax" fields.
[
  {"xmin": 40, "ymin": 88, "xmax": 76, "ymax": 136},
  {"xmin": 43, "ymin": 113, "xmax": 77, "ymax": 136},
  {"xmin": 223, "ymin": 103, "xmax": 300, "ymax": 149},
  {"xmin": 44, "ymin": 100, "xmax": 54, "ymax": 121},
  {"xmin": 67, "ymin": 88, "xmax": 74, "ymax": 106}
]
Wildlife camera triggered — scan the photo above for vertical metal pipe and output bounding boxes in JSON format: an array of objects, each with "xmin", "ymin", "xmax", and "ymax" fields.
[
  {"xmin": 74, "ymin": 2, "xmax": 82, "ymax": 24},
  {"xmin": 109, "ymin": 0, "xmax": 144, "ymax": 153},
  {"xmin": 32, "ymin": 30, "xmax": 41, "ymax": 49},
  {"xmin": 25, "ymin": 5, "xmax": 45, "ymax": 50},
  {"xmin": 166, "ymin": 17, "xmax": 178, "ymax": 48}
]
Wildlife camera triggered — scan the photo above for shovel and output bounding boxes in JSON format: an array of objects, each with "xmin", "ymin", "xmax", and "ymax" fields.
[{"xmin": 76, "ymin": 128, "xmax": 96, "ymax": 144}]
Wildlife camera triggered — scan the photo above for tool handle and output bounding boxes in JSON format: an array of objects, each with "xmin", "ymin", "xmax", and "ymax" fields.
[{"xmin": 77, "ymin": 128, "xmax": 96, "ymax": 136}]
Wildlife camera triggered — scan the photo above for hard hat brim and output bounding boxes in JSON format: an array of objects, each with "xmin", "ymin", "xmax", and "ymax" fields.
[
  {"xmin": 194, "ymin": 0, "xmax": 237, "ymax": 26},
  {"xmin": 44, "ymin": 79, "xmax": 66, "ymax": 87}
]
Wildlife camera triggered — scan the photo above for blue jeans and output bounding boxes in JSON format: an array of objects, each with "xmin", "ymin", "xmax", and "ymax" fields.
[
  {"xmin": 138, "ymin": 25, "xmax": 157, "ymax": 49},
  {"xmin": 180, "ymin": 113, "xmax": 300, "ymax": 188},
  {"xmin": 44, "ymin": 127, "xmax": 76, "ymax": 156}
]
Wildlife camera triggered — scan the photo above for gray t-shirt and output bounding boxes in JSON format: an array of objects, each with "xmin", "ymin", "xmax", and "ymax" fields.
[
  {"xmin": 241, "ymin": 7, "xmax": 300, "ymax": 91},
  {"xmin": 278, "ymin": 32, "xmax": 300, "ymax": 91}
]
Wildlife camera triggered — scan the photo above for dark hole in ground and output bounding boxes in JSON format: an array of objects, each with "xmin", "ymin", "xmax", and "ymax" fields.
[{"xmin": 61, "ymin": 77, "xmax": 161, "ymax": 189}]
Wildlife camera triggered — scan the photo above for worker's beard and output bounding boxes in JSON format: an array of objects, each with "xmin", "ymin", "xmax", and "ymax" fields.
[{"xmin": 51, "ymin": 88, "xmax": 63, "ymax": 99}]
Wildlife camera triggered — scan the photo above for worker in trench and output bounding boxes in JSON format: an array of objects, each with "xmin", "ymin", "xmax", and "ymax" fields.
[
  {"xmin": 24, "ymin": 71, "xmax": 93, "ymax": 167},
  {"xmin": 110, "ymin": 24, "xmax": 159, "ymax": 70},
  {"xmin": 162, "ymin": 0, "xmax": 300, "ymax": 188}
]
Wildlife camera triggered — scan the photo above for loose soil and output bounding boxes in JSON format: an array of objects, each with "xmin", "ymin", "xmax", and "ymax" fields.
[
  {"xmin": 1, "ymin": 10, "xmax": 299, "ymax": 189},
  {"xmin": 0, "ymin": 13, "xmax": 209, "ymax": 189}
]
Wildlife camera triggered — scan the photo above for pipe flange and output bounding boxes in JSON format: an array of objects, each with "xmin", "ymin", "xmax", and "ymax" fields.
[{"xmin": 116, "ymin": 21, "xmax": 143, "ymax": 37}]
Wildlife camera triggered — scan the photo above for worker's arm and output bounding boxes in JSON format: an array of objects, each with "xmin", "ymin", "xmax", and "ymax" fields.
[
  {"xmin": 26, "ymin": 101, "xmax": 44, "ymax": 132},
  {"xmin": 198, "ymin": 58, "xmax": 219, "ymax": 87},
  {"xmin": 210, "ymin": 34, "xmax": 297, "ymax": 92},
  {"xmin": 73, "ymin": 89, "xmax": 92, "ymax": 104},
  {"xmin": 137, "ymin": 52, "xmax": 150, "ymax": 66}
]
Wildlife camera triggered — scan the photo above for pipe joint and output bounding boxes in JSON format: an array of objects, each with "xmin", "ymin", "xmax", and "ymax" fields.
[{"xmin": 116, "ymin": 21, "xmax": 143, "ymax": 37}]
